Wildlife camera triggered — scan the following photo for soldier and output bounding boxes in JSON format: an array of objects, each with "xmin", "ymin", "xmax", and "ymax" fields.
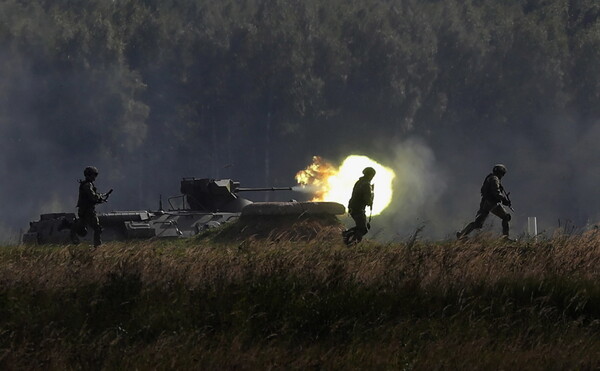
[
  {"xmin": 457, "ymin": 164, "xmax": 513, "ymax": 240},
  {"xmin": 70, "ymin": 166, "xmax": 108, "ymax": 247},
  {"xmin": 343, "ymin": 167, "xmax": 376, "ymax": 245}
]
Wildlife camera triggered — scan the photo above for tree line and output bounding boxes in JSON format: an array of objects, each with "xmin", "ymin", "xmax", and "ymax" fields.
[{"xmin": 0, "ymin": 0, "xmax": 598, "ymax": 226}]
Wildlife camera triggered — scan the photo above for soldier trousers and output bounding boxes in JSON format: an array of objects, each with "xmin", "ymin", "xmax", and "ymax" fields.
[
  {"xmin": 459, "ymin": 199, "xmax": 510, "ymax": 237},
  {"xmin": 345, "ymin": 210, "xmax": 368, "ymax": 243},
  {"xmin": 70, "ymin": 208, "xmax": 102, "ymax": 246}
]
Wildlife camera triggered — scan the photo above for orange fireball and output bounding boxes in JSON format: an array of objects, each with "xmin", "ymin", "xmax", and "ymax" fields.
[{"xmin": 296, "ymin": 155, "xmax": 395, "ymax": 216}]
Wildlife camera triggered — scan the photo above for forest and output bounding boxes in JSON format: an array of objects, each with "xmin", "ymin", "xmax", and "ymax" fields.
[
  {"xmin": 0, "ymin": 0, "xmax": 599, "ymax": 240},
  {"xmin": 1, "ymin": 1, "xmax": 600, "ymax": 367}
]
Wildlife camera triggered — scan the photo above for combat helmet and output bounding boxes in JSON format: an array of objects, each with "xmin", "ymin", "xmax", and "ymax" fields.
[
  {"xmin": 492, "ymin": 164, "xmax": 507, "ymax": 177},
  {"xmin": 363, "ymin": 167, "xmax": 376, "ymax": 178},
  {"xmin": 84, "ymin": 166, "xmax": 99, "ymax": 178}
]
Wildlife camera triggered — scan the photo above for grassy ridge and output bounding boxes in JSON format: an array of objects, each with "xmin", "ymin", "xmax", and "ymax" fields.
[{"xmin": 1, "ymin": 230, "xmax": 600, "ymax": 369}]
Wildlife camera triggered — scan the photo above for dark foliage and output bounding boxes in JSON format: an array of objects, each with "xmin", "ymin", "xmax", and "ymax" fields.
[{"xmin": 1, "ymin": 0, "xmax": 599, "ymax": 237}]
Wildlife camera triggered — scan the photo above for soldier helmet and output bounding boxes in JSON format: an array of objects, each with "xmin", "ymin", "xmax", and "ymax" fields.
[
  {"xmin": 492, "ymin": 164, "xmax": 507, "ymax": 176},
  {"xmin": 83, "ymin": 166, "xmax": 99, "ymax": 177},
  {"xmin": 362, "ymin": 167, "xmax": 376, "ymax": 178}
]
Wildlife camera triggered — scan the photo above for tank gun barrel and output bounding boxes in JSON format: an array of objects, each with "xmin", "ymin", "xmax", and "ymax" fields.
[
  {"xmin": 179, "ymin": 178, "xmax": 294, "ymax": 212},
  {"xmin": 236, "ymin": 187, "xmax": 293, "ymax": 192}
]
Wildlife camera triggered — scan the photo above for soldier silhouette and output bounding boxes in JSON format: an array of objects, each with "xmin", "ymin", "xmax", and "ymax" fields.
[
  {"xmin": 70, "ymin": 166, "xmax": 110, "ymax": 247},
  {"xmin": 457, "ymin": 164, "xmax": 513, "ymax": 240},
  {"xmin": 343, "ymin": 167, "xmax": 375, "ymax": 245}
]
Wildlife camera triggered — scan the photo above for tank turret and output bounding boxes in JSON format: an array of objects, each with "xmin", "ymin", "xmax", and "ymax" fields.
[{"xmin": 179, "ymin": 178, "xmax": 292, "ymax": 212}]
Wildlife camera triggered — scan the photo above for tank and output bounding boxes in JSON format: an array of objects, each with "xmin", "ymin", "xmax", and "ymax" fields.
[
  {"xmin": 22, "ymin": 177, "xmax": 345, "ymax": 245},
  {"xmin": 177, "ymin": 178, "xmax": 294, "ymax": 212}
]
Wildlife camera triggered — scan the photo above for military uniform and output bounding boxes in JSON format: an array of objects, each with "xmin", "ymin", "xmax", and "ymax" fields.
[
  {"xmin": 70, "ymin": 167, "xmax": 105, "ymax": 247},
  {"xmin": 344, "ymin": 168, "xmax": 375, "ymax": 244},
  {"xmin": 458, "ymin": 165, "xmax": 511, "ymax": 239}
]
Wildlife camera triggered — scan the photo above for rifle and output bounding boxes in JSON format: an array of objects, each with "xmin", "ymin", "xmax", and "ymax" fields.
[
  {"xmin": 101, "ymin": 189, "xmax": 114, "ymax": 203},
  {"xmin": 367, "ymin": 184, "xmax": 374, "ymax": 230},
  {"xmin": 501, "ymin": 188, "xmax": 514, "ymax": 212}
]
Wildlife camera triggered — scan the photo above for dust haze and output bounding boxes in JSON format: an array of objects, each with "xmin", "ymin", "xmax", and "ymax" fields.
[
  {"xmin": 1, "ymin": 69, "xmax": 598, "ymax": 244},
  {"xmin": 2, "ymin": 117, "xmax": 599, "ymax": 244},
  {"xmin": 1, "ymin": 2, "xmax": 599, "ymax": 244}
]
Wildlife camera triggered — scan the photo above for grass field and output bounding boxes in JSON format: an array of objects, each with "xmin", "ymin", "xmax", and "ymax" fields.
[{"xmin": 1, "ymin": 223, "xmax": 599, "ymax": 370}]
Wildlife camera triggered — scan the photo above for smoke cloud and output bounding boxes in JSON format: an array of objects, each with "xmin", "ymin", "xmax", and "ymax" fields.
[
  {"xmin": 360, "ymin": 138, "xmax": 448, "ymax": 241},
  {"xmin": 363, "ymin": 119, "xmax": 600, "ymax": 241},
  {"xmin": 1, "ymin": 2, "xmax": 599, "ymax": 244}
]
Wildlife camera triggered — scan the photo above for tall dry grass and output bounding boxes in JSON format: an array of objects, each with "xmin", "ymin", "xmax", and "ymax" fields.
[{"xmin": 0, "ymin": 228, "xmax": 599, "ymax": 369}]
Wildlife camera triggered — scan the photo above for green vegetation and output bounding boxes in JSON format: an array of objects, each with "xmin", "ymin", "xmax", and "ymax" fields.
[{"xmin": 1, "ymin": 229, "xmax": 599, "ymax": 369}]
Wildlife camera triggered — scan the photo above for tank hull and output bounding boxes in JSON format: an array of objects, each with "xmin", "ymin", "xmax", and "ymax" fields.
[
  {"xmin": 23, "ymin": 202, "xmax": 345, "ymax": 245},
  {"xmin": 22, "ymin": 210, "xmax": 240, "ymax": 245}
]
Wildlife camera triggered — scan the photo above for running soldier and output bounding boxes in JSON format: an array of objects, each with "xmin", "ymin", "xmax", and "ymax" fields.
[
  {"xmin": 457, "ymin": 164, "xmax": 513, "ymax": 240},
  {"xmin": 70, "ymin": 166, "xmax": 110, "ymax": 247},
  {"xmin": 343, "ymin": 167, "xmax": 375, "ymax": 245}
]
